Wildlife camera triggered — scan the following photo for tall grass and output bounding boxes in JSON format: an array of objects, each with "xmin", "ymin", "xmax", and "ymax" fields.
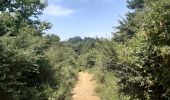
[{"xmin": 91, "ymin": 67, "xmax": 130, "ymax": 100}]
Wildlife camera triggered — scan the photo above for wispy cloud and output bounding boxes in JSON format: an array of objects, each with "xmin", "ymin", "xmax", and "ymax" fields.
[
  {"xmin": 48, "ymin": 0, "xmax": 114, "ymax": 4},
  {"xmin": 43, "ymin": 5, "xmax": 75, "ymax": 17},
  {"xmin": 85, "ymin": 0, "xmax": 114, "ymax": 3}
]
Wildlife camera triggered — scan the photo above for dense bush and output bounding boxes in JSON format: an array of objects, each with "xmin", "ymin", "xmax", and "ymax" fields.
[
  {"xmin": 0, "ymin": 0, "xmax": 78, "ymax": 99},
  {"xmin": 43, "ymin": 44, "xmax": 78, "ymax": 100},
  {"xmin": 0, "ymin": 35, "xmax": 55, "ymax": 100},
  {"xmin": 112, "ymin": 0, "xmax": 170, "ymax": 99}
]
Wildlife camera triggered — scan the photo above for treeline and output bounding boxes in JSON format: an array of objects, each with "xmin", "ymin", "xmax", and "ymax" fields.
[{"xmin": 0, "ymin": 0, "xmax": 78, "ymax": 100}]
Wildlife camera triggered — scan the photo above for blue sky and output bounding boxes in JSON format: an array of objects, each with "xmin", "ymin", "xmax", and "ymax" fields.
[{"xmin": 40, "ymin": 0, "xmax": 129, "ymax": 40}]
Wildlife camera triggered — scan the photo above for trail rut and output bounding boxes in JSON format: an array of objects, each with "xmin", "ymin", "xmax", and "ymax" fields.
[{"xmin": 72, "ymin": 72, "xmax": 100, "ymax": 100}]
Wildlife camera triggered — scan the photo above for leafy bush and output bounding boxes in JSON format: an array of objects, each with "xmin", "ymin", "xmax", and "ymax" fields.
[
  {"xmin": 0, "ymin": 35, "xmax": 55, "ymax": 100},
  {"xmin": 112, "ymin": 0, "xmax": 170, "ymax": 99},
  {"xmin": 45, "ymin": 45, "xmax": 78, "ymax": 100}
]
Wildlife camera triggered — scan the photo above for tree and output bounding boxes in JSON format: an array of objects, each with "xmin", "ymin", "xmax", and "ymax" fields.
[
  {"xmin": 0, "ymin": 0, "xmax": 51, "ymax": 36},
  {"xmin": 65, "ymin": 36, "xmax": 97, "ymax": 55},
  {"xmin": 113, "ymin": 0, "xmax": 145, "ymax": 43},
  {"xmin": 127, "ymin": 0, "xmax": 144, "ymax": 10},
  {"xmin": 0, "ymin": 0, "xmax": 46, "ymax": 18}
]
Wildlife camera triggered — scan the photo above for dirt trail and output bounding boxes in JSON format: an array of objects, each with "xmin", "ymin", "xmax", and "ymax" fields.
[{"xmin": 72, "ymin": 72, "xmax": 100, "ymax": 100}]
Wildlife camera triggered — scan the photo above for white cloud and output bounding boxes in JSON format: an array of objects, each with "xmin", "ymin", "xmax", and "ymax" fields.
[
  {"xmin": 49, "ymin": 0, "xmax": 114, "ymax": 4},
  {"xmin": 87, "ymin": 0, "xmax": 114, "ymax": 3},
  {"xmin": 43, "ymin": 5, "xmax": 75, "ymax": 17}
]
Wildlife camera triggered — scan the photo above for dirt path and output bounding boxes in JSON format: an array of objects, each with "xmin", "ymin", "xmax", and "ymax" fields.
[{"xmin": 72, "ymin": 72, "xmax": 100, "ymax": 100}]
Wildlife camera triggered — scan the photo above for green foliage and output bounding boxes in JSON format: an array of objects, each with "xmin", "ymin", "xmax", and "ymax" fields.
[
  {"xmin": 65, "ymin": 36, "xmax": 96, "ymax": 55},
  {"xmin": 0, "ymin": 0, "xmax": 51, "ymax": 36},
  {"xmin": 127, "ymin": 0, "xmax": 144, "ymax": 9},
  {"xmin": 95, "ymin": 70, "xmax": 129, "ymax": 100},
  {"xmin": 83, "ymin": 39, "xmax": 128, "ymax": 100},
  {"xmin": 78, "ymin": 49, "xmax": 98, "ymax": 69},
  {"xmin": 112, "ymin": 0, "xmax": 170, "ymax": 99},
  {"xmin": 0, "ymin": 0, "xmax": 46, "ymax": 17},
  {"xmin": 46, "ymin": 34, "xmax": 60, "ymax": 45},
  {"xmin": 0, "ymin": 32, "xmax": 77, "ymax": 100},
  {"xmin": 45, "ymin": 45, "xmax": 78, "ymax": 100},
  {"xmin": 0, "ymin": 35, "xmax": 55, "ymax": 100},
  {"xmin": 0, "ymin": 0, "xmax": 77, "ymax": 99},
  {"xmin": 95, "ymin": 39, "xmax": 117, "ymax": 70},
  {"xmin": 113, "ymin": 13, "xmax": 137, "ymax": 43},
  {"xmin": 139, "ymin": 0, "xmax": 170, "ymax": 46},
  {"xmin": 113, "ymin": 0, "xmax": 145, "ymax": 43}
]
